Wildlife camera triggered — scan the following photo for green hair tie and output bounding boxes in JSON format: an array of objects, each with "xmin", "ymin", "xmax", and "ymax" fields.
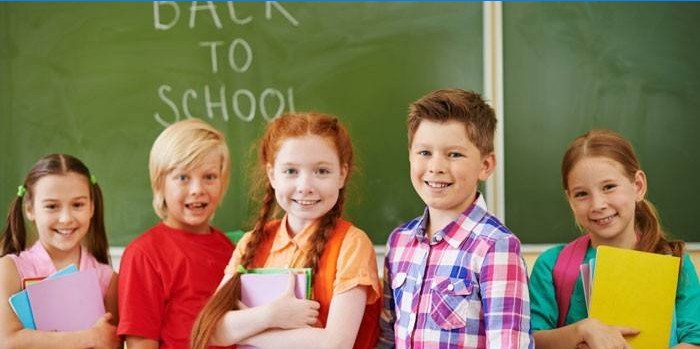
[
  {"xmin": 17, "ymin": 185, "xmax": 26, "ymax": 198},
  {"xmin": 237, "ymin": 265, "xmax": 248, "ymax": 274},
  {"xmin": 90, "ymin": 174, "xmax": 97, "ymax": 184}
]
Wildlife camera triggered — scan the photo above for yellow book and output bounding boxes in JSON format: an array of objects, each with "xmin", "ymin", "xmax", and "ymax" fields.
[{"xmin": 589, "ymin": 245, "xmax": 680, "ymax": 349}]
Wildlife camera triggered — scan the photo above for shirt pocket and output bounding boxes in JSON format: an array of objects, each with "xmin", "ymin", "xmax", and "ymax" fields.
[
  {"xmin": 429, "ymin": 276, "xmax": 481, "ymax": 330},
  {"xmin": 391, "ymin": 272, "xmax": 408, "ymax": 322}
]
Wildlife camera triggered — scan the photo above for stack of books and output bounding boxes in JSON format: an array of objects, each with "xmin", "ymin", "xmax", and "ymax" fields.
[
  {"xmin": 8, "ymin": 264, "xmax": 105, "ymax": 331},
  {"xmin": 240, "ymin": 268, "xmax": 312, "ymax": 307}
]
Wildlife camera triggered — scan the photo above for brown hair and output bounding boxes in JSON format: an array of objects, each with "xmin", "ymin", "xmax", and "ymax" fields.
[
  {"xmin": 191, "ymin": 112, "xmax": 354, "ymax": 349},
  {"xmin": 561, "ymin": 129, "xmax": 684, "ymax": 257},
  {"xmin": 407, "ymin": 88, "xmax": 496, "ymax": 155},
  {"xmin": 1, "ymin": 154, "xmax": 110, "ymax": 264}
]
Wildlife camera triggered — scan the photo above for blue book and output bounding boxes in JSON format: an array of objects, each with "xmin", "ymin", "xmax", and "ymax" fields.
[{"xmin": 8, "ymin": 264, "xmax": 78, "ymax": 329}]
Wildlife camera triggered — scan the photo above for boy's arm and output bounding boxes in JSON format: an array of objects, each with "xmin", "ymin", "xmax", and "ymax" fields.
[
  {"xmin": 377, "ymin": 255, "xmax": 396, "ymax": 349},
  {"xmin": 480, "ymin": 235, "xmax": 533, "ymax": 349}
]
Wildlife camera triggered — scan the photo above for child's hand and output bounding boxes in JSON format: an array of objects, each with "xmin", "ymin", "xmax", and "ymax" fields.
[
  {"xmin": 90, "ymin": 313, "xmax": 121, "ymax": 349},
  {"xmin": 576, "ymin": 318, "xmax": 639, "ymax": 349},
  {"xmin": 265, "ymin": 272, "xmax": 320, "ymax": 329}
]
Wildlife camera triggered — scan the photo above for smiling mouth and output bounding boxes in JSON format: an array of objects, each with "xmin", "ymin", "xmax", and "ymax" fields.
[
  {"xmin": 591, "ymin": 213, "xmax": 617, "ymax": 224},
  {"xmin": 293, "ymin": 199, "xmax": 321, "ymax": 206},
  {"xmin": 185, "ymin": 202, "xmax": 208, "ymax": 209},
  {"xmin": 54, "ymin": 229, "xmax": 76, "ymax": 236},
  {"xmin": 425, "ymin": 181, "xmax": 452, "ymax": 189}
]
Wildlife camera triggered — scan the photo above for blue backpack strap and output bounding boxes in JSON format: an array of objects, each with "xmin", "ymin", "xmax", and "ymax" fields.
[{"xmin": 552, "ymin": 234, "xmax": 591, "ymax": 328}]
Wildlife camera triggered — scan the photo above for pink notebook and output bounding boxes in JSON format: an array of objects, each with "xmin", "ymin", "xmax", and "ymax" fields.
[
  {"xmin": 240, "ymin": 273, "xmax": 307, "ymax": 307},
  {"xmin": 26, "ymin": 269, "xmax": 105, "ymax": 331}
]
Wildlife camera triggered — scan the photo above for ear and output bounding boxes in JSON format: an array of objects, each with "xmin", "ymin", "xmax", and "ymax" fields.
[
  {"xmin": 633, "ymin": 170, "xmax": 647, "ymax": 202},
  {"xmin": 338, "ymin": 163, "xmax": 348, "ymax": 189},
  {"xmin": 266, "ymin": 163, "xmax": 276, "ymax": 189},
  {"xmin": 477, "ymin": 152, "xmax": 496, "ymax": 181},
  {"xmin": 24, "ymin": 202, "xmax": 35, "ymax": 221}
]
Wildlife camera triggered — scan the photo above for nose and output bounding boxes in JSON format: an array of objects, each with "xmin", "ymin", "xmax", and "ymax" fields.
[
  {"xmin": 427, "ymin": 154, "xmax": 446, "ymax": 174},
  {"xmin": 189, "ymin": 178, "xmax": 204, "ymax": 196},
  {"xmin": 58, "ymin": 207, "xmax": 73, "ymax": 224},
  {"xmin": 296, "ymin": 173, "xmax": 315, "ymax": 195},
  {"xmin": 590, "ymin": 192, "xmax": 608, "ymax": 211}
]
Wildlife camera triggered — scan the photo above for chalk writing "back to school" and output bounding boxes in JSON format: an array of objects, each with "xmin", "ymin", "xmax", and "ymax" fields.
[{"xmin": 152, "ymin": 2, "xmax": 299, "ymax": 127}]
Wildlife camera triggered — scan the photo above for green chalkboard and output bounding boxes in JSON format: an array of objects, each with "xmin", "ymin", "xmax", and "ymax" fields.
[
  {"xmin": 504, "ymin": 3, "xmax": 700, "ymax": 243},
  {"xmin": 0, "ymin": 3, "xmax": 483, "ymax": 246}
]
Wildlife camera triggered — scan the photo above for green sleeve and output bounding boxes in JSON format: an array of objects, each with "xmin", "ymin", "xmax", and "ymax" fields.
[
  {"xmin": 529, "ymin": 245, "xmax": 565, "ymax": 331},
  {"xmin": 676, "ymin": 254, "xmax": 700, "ymax": 344}
]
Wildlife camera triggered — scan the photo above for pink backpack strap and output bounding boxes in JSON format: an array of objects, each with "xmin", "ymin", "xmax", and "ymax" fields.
[{"xmin": 552, "ymin": 234, "xmax": 590, "ymax": 328}]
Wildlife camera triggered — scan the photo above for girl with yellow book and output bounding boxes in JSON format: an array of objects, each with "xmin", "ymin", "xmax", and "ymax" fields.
[{"xmin": 529, "ymin": 130, "xmax": 700, "ymax": 349}]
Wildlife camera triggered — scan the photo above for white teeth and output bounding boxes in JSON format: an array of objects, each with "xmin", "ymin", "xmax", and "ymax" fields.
[
  {"xmin": 295, "ymin": 199, "xmax": 318, "ymax": 206},
  {"xmin": 186, "ymin": 202, "xmax": 206, "ymax": 209},
  {"xmin": 425, "ymin": 181, "xmax": 450, "ymax": 188},
  {"xmin": 56, "ymin": 229, "xmax": 74, "ymax": 235},
  {"xmin": 593, "ymin": 215, "xmax": 615, "ymax": 224}
]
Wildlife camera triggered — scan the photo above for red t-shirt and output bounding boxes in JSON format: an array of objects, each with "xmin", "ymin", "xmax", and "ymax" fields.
[{"xmin": 118, "ymin": 222, "xmax": 234, "ymax": 349}]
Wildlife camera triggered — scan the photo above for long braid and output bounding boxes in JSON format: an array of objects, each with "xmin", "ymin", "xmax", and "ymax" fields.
[
  {"xmin": 240, "ymin": 184, "xmax": 277, "ymax": 269},
  {"xmin": 305, "ymin": 190, "xmax": 345, "ymax": 274},
  {"xmin": 190, "ymin": 184, "xmax": 277, "ymax": 349}
]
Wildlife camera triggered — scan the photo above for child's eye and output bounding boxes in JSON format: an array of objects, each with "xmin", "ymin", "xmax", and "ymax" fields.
[
  {"xmin": 282, "ymin": 168, "xmax": 297, "ymax": 175},
  {"xmin": 177, "ymin": 174, "xmax": 188, "ymax": 181},
  {"xmin": 316, "ymin": 168, "xmax": 331, "ymax": 175},
  {"xmin": 44, "ymin": 204, "xmax": 58, "ymax": 210},
  {"xmin": 448, "ymin": 152, "xmax": 464, "ymax": 158},
  {"xmin": 204, "ymin": 173, "xmax": 218, "ymax": 181},
  {"xmin": 573, "ymin": 191, "xmax": 588, "ymax": 198},
  {"xmin": 417, "ymin": 150, "xmax": 431, "ymax": 157},
  {"xmin": 73, "ymin": 202, "xmax": 87, "ymax": 209},
  {"xmin": 603, "ymin": 184, "xmax": 617, "ymax": 191}
]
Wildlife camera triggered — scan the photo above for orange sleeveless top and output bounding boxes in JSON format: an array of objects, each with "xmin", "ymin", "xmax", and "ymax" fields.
[{"xmin": 251, "ymin": 219, "xmax": 379, "ymax": 349}]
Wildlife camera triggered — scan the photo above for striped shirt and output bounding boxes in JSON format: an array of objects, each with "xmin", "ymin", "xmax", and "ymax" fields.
[{"xmin": 378, "ymin": 194, "xmax": 533, "ymax": 349}]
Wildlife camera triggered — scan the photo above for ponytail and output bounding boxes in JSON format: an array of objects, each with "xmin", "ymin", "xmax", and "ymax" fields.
[
  {"xmin": 1, "ymin": 196, "xmax": 28, "ymax": 257},
  {"xmin": 85, "ymin": 182, "xmax": 111, "ymax": 265},
  {"xmin": 635, "ymin": 199, "xmax": 684, "ymax": 257}
]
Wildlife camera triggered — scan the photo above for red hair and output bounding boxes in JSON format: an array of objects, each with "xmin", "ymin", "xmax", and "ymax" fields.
[{"xmin": 191, "ymin": 112, "xmax": 354, "ymax": 349}]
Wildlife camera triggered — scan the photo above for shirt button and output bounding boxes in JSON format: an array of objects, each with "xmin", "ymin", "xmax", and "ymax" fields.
[
  {"xmin": 447, "ymin": 284, "xmax": 454, "ymax": 291},
  {"xmin": 435, "ymin": 235, "xmax": 443, "ymax": 242}
]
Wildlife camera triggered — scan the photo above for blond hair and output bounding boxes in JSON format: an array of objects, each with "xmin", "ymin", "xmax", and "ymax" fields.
[{"xmin": 149, "ymin": 118, "xmax": 230, "ymax": 219}]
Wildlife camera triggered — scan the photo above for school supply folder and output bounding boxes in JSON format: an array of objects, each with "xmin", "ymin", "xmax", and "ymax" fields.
[
  {"xmin": 588, "ymin": 245, "xmax": 680, "ymax": 349},
  {"xmin": 26, "ymin": 268, "xmax": 105, "ymax": 331},
  {"xmin": 240, "ymin": 268, "xmax": 311, "ymax": 307},
  {"xmin": 8, "ymin": 264, "xmax": 78, "ymax": 329}
]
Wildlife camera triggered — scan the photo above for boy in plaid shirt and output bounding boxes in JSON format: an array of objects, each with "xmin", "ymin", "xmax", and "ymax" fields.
[{"xmin": 378, "ymin": 89, "xmax": 533, "ymax": 349}]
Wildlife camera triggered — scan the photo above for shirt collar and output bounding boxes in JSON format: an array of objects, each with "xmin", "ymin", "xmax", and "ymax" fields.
[
  {"xmin": 269, "ymin": 215, "xmax": 319, "ymax": 253},
  {"xmin": 411, "ymin": 192, "xmax": 489, "ymax": 248}
]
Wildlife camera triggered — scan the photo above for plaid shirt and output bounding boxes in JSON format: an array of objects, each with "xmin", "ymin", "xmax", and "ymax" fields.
[{"xmin": 378, "ymin": 194, "xmax": 533, "ymax": 349}]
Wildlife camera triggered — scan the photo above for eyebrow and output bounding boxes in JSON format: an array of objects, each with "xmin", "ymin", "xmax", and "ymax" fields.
[{"xmin": 40, "ymin": 196, "xmax": 89, "ymax": 202}]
